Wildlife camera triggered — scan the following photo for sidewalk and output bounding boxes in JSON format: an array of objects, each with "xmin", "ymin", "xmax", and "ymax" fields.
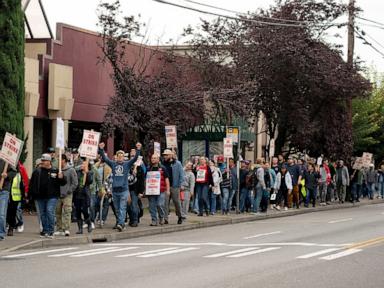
[{"xmin": 1, "ymin": 198, "xmax": 382, "ymax": 253}]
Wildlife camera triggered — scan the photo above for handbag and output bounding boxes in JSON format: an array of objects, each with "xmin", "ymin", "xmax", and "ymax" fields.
[{"xmin": 270, "ymin": 192, "xmax": 277, "ymax": 201}]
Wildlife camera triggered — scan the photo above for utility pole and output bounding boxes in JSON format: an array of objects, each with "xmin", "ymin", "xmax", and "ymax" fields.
[{"xmin": 346, "ymin": 0, "xmax": 355, "ymax": 154}]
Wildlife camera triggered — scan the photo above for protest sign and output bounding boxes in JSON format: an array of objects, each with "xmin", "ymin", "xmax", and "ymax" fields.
[
  {"xmin": 165, "ymin": 126, "xmax": 177, "ymax": 149},
  {"xmin": 0, "ymin": 133, "xmax": 24, "ymax": 168},
  {"xmin": 223, "ymin": 138, "xmax": 233, "ymax": 158},
  {"xmin": 226, "ymin": 126, "xmax": 239, "ymax": 145},
  {"xmin": 145, "ymin": 171, "xmax": 161, "ymax": 195},
  {"xmin": 353, "ymin": 157, "xmax": 364, "ymax": 170},
  {"xmin": 80, "ymin": 130, "xmax": 100, "ymax": 159},
  {"xmin": 362, "ymin": 152, "xmax": 373, "ymax": 168},
  {"xmin": 56, "ymin": 117, "xmax": 65, "ymax": 150},
  {"xmin": 154, "ymin": 142, "xmax": 161, "ymax": 156}
]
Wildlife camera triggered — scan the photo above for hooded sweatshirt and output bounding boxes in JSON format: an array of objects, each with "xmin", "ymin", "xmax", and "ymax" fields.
[{"xmin": 60, "ymin": 164, "xmax": 78, "ymax": 198}]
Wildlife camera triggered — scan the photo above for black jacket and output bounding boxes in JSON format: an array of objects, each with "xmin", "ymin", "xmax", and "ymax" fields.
[
  {"xmin": 29, "ymin": 167, "xmax": 66, "ymax": 200},
  {"xmin": 74, "ymin": 170, "xmax": 94, "ymax": 200},
  {"xmin": 0, "ymin": 160, "xmax": 17, "ymax": 192}
]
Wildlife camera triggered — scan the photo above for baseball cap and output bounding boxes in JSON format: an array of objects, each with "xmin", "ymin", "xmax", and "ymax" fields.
[
  {"xmin": 47, "ymin": 147, "xmax": 55, "ymax": 153},
  {"xmin": 217, "ymin": 155, "xmax": 224, "ymax": 162},
  {"xmin": 41, "ymin": 154, "xmax": 52, "ymax": 162},
  {"xmin": 162, "ymin": 149, "xmax": 174, "ymax": 155}
]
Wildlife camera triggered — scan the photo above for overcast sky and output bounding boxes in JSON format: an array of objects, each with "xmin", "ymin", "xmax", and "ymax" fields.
[{"xmin": 38, "ymin": 0, "xmax": 384, "ymax": 73}]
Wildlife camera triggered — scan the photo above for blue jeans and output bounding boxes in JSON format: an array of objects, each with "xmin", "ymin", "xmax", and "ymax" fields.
[
  {"xmin": 89, "ymin": 194, "xmax": 98, "ymax": 222},
  {"xmin": 113, "ymin": 190, "xmax": 129, "ymax": 226},
  {"xmin": 16, "ymin": 201, "xmax": 23, "ymax": 226},
  {"xmin": 148, "ymin": 193, "xmax": 165, "ymax": 223},
  {"xmin": 253, "ymin": 184, "xmax": 263, "ymax": 212},
  {"xmin": 229, "ymin": 189, "xmax": 237, "ymax": 209},
  {"xmin": 127, "ymin": 190, "xmax": 139, "ymax": 224},
  {"xmin": 36, "ymin": 198, "xmax": 58, "ymax": 234},
  {"xmin": 378, "ymin": 182, "xmax": 384, "ymax": 198},
  {"xmin": 193, "ymin": 193, "xmax": 199, "ymax": 212},
  {"xmin": 221, "ymin": 187, "xmax": 230, "ymax": 212},
  {"xmin": 239, "ymin": 187, "xmax": 248, "ymax": 212},
  {"xmin": 196, "ymin": 184, "xmax": 209, "ymax": 214},
  {"xmin": 0, "ymin": 190, "xmax": 9, "ymax": 239},
  {"xmin": 367, "ymin": 183, "xmax": 375, "ymax": 199},
  {"xmin": 209, "ymin": 191, "xmax": 217, "ymax": 213}
]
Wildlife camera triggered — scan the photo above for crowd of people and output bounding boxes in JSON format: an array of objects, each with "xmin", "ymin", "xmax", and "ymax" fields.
[{"xmin": 1, "ymin": 142, "xmax": 383, "ymax": 241}]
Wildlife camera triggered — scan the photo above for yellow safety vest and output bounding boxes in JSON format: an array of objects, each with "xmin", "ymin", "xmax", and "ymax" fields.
[{"xmin": 11, "ymin": 173, "xmax": 22, "ymax": 201}]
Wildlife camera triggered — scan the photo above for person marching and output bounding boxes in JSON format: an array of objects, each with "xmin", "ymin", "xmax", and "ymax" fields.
[{"xmin": 98, "ymin": 142, "xmax": 142, "ymax": 232}]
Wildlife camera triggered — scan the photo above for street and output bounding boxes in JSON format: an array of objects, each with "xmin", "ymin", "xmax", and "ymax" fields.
[{"xmin": 1, "ymin": 203, "xmax": 384, "ymax": 288}]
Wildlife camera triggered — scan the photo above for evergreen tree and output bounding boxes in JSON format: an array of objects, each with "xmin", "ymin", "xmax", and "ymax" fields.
[{"xmin": 0, "ymin": 0, "xmax": 25, "ymax": 143}]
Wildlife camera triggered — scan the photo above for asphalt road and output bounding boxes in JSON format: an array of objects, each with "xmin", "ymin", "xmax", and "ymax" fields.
[{"xmin": 1, "ymin": 203, "xmax": 384, "ymax": 288}]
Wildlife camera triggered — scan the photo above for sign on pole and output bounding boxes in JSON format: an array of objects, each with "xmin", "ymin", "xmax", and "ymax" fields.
[
  {"xmin": 0, "ymin": 132, "xmax": 24, "ymax": 168},
  {"xmin": 145, "ymin": 171, "xmax": 161, "ymax": 195},
  {"xmin": 269, "ymin": 139, "xmax": 275, "ymax": 159},
  {"xmin": 353, "ymin": 157, "xmax": 364, "ymax": 170},
  {"xmin": 154, "ymin": 142, "xmax": 161, "ymax": 156},
  {"xmin": 362, "ymin": 152, "xmax": 373, "ymax": 168},
  {"xmin": 226, "ymin": 126, "xmax": 239, "ymax": 145},
  {"xmin": 56, "ymin": 117, "xmax": 65, "ymax": 150},
  {"xmin": 80, "ymin": 130, "xmax": 101, "ymax": 159},
  {"xmin": 165, "ymin": 126, "xmax": 177, "ymax": 149},
  {"xmin": 223, "ymin": 138, "xmax": 233, "ymax": 158}
]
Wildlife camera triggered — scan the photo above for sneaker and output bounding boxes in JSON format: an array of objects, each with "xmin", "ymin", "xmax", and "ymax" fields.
[
  {"xmin": 164, "ymin": 219, "xmax": 169, "ymax": 225},
  {"xmin": 116, "ymin": 224, "xmax": 123, "ymax": 232},
  {"xmin": 129, "ymin": 223, "xmax": 138, "ymax": 227},
  {"xmin": 177, "ymin": 217, "xmax": 183, "ymax": 224},
  {"xmin": 17, "ymin": 225, "xmax": 24, "ymax": 233},
  {"xmin": 46, "ymin": 233, "xmax": 54, "ymax": 239},
  {"xmin": 64, "ymin": 230, "xmax": 70, "ymax": 237},
  {"xmin": 53, "ymin": 231, "xmax": 65, "ymax": 236},
  {"xmin": 83, "ymin": 223, "xmax": 88, "ymax": 228},
  {"xmin": 159, "ymin": 218, "xmax": 164, "ymax": 225},
  {"xmin": 150, "ymin": 222, "xmax": 158, "ymax": 226},
  {"xmin": 40, "ymin": 232, "xmax": 46, "ymax": 238},
  {"xmin": 91, "ymin": 222, "xmax": 95, "ymax": 229},
  {"xmin": 284, "ymin": 207, "xmax": 288, "ymax": 211},
  {"xmin": 7, "ymin": 228, "xmax": 13, "ymax": 236},
  {"xmin": 96, "ymin": 220, "xmax": 101, "ymax": 225}
]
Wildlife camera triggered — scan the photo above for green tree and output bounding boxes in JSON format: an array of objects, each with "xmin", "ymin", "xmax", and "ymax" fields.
[
  {"xmin": 353, "ymin": 76, "xmax": 384, "ymax": 160},
  {"xmin": 0, "ymin": 0, "xmax": 25, "ymax": 143}
]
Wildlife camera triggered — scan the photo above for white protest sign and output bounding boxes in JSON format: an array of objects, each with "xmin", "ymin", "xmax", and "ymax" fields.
[
  {"xmin": 80, "ymin": 130, "xmax": 101, "ymax": 159},
  {"xmin": 154, "ymin": 142, "xmax": 161, "ymax": 156},
  {"xmin": 362, "ymin": 152, "xmax": 373, "ymax": 168},
  {"xmin": 56, "ymin": 117, "xmax": 65, "ymax": 149},
  {"xmin": 165, "ymin": 125, "xmax": 177, "ymax": 149},
  {"xmin": 223, "ymin": 138, "xmax": 233, "ymax": 158},
  {"xmin": 269, "ymin": 139, "xmax": 275, "ymax": 159},
  {"xmin": 0, "ymin": 133, "xmax": 24, "ymax": 168},
  {"xmin": 145, "ymin": 171, "xmax": 161, "ymax": 195},
  {"xmin": 353, "ymin": 157, "xmax": 364, "ymax": 170}
]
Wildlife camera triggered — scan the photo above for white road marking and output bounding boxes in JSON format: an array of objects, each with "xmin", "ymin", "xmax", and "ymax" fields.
[
  {"xmin": 204, "ymin": 248, "xmax": 259, "ymax": 258},
  {"xmin": 115, "ymin": 247, "xmax": 180, "ymax": 258},
  {"xmin": 94, "ymin": 242, "xmax": 346, "ymax": 248},
  {"xmin": 2, "ymin": 247, "xmax": 77, "ymax": 259},
  {"xmin": 320, "ymin": 249, "xmax": 362, "ymax": 260},
  {"xmin": 328, "ymin": 218, "xmax": 353, "ymax": 224},
  {"xmin": 71, "ymin": 247, "xmax": 137, "ymax": 257},
  {"xmin": 49, "ymin": 247, "xmax": 119, "ymax": 257},
  {"xmin": 227, "ymin": 247, "xmax": 281, "ymax": 258},
  {"xmin": 296, "ymin": 248, "xmax": 342, "ymax": 259},
  {"xmin": 243, "ymin": 231, "xmax": 282, "ymax": 240},
  {"xmin": 139, "ymin": 247, "xmax": 198, "ymax": 258}
]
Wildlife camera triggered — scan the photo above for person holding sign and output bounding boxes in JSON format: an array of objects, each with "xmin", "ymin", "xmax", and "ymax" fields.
[
  {"xmin": 0, "ymin": 159, "xmax": 17, "ymax": 240},
  {"xmin": 29, "ymin": 154, "xmax": 66, "ymax": 238},
  {"xmin": 146, "ymin": 154, "xmax": 170, "ymax": 226},
  {"xmin": 195, "ymin": 157, "xmax": 214, "ymax": 216},
  {"xmin": 98, "ymin": 142, "xmax": 142, "ymax": 232}
]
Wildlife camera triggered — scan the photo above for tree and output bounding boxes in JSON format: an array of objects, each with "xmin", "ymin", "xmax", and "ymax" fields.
[
  {"xmin": 0, "ymin": 0, "xmax": 25, "ymax": 143},
  {"xmin": 184, "ymin": 0, "xmax": 371, "ymax": 160}
]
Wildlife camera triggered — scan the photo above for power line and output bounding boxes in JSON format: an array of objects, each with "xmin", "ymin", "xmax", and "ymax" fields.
[
  {"xmin": 152, "ymin": 0, "xmax": 344, "ymax": 28},
  {"xmin": 363, "ymin": 31, "xmax": 384, "ymax": 51},
  {"xmin": 183, "ymin": 0, "xmax": 312, "ymax": 24},
  {"xmin": 354, "ymin": 28, "xmax": 384, "ymax": 58},
  {"xmin": 356, "ymin": 16, "xmax": 384, "ymax": 28}
]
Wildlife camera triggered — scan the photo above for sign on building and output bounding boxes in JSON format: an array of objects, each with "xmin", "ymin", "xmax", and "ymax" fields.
[
  {"xmin": 165, "ymin": 125, "xmax": 177, "ymax": 149},
  {"xmin": 145, "ymin": 171, "xmax": 161, "ymax": 195},
  {"xmin": 80, "ymin": 130, "xmax": 101, "ymax": 159},
  {"xmin": 223, "ymin": 138, "xmax": 233, "ymax": 158},
  {"xmin": 0, "ymin": 133, "xmax": 24, "ymax": 168}
]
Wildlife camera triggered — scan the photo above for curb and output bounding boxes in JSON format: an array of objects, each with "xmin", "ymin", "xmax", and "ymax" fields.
[{"xmin": 1, "ymin": 199, "xmax": 382, "ymax": 253}]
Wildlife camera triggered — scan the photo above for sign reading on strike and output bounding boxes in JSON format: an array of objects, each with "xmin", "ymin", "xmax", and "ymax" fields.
[
  {"xmin": 353, "ymin": 157, "xmax": 364, "ymax": 170},
  {"xmin": 362, "ymin": 152, "xmax": 373, "ymax": 168},
  {"xmin": 154, "ymin": 142, "xmax": 161, "ymax": 156},
  {"xmin": 56, "ymin": 117, "xmax": 65, "ymax": 149},
  {"xmin": 145, "ymin": 171, "xmax": 161, "ymax": 195},
  {"xmin": 80, "ymin": 130, "xmax": 101, "ymax": 159},
  {"xmin": 165, "ymin": 126, "xmax": 177, "ymax": 149},
  {"xmin": 226, "ymin": 126, "xmax": 239, "ymax": 144},
  {"xmin": 0, "ymin": 133, "xmax": 24, "ymax": 168},
  {"xmin": 223, "ymin": 138, "xmax": 233, "ymax": 158}
]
